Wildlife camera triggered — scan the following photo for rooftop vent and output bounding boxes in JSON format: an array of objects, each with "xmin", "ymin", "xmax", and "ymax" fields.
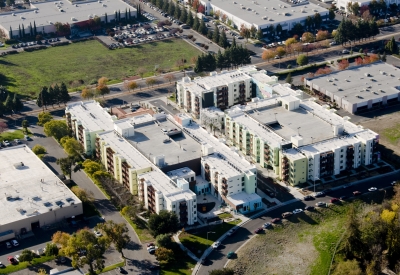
[
  {"xmin": 14, "ymin": 162, "xmax": 25, "ymax": 169},
  {"xmin": 12, "ymin": 13, "xmax": 15, "ymax": 16},
  {"xmin": 75, "ymin": 4, "xmax": 78, "ymax": 6},
  {"xmin": 364, "ymin": 72, "xmax": 371, "ymax": 77},
  {"xmin": 34, "ymin": 10, "xmax": 38, "ymax": 13},
  {"xmin": 43, "ymin": 202, "xmax": 52, "ymax": 207}
]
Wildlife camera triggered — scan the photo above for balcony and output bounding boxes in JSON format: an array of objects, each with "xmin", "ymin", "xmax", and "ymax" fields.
[{"xmin": 222, "ymin": 183, "xmax": 228, "ymax": 190}]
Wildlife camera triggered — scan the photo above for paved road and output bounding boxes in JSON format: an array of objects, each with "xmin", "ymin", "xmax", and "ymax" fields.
[
  {"xmin": 23, "ymin": 124, "xmax": 158, "ymax": 275},
  {"xmin": 197, "ymin": 171, "xmax": 400, "ymax": 275}
]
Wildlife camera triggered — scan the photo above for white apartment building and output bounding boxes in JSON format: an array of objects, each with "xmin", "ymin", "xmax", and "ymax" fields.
[
  {"xmin": 66, "ymin": 101, "xmax": 117, "ymax": 155},
  {"xmin": 336, "ymin": 0, "xmax": 400, "ymax": 12},
  {"xmin": 0, "ymin": 145, "xmax": 82, "ymax": 236},
  {"xmin": 138, "ymin": 170, "xmax": 197, "ymax": 225}
]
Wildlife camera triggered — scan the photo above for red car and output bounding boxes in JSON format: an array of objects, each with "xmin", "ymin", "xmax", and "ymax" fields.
[
  {"xmin": 330, "ymin": 198, "xmax": 339, "ymax": 203},
  {"xmin": 146, "ymin": 243, "xmax": 155, "ymax": 248},
  {"xmin": 271, "ymin": 218, "xmax": 281, "ymax": 223},
  {"xmin": 353, "ymin": 191, "xmax": 361, "ymax": 196},
  {"xmin": 7, "ymin": 256, "xmax": 17, "ymax": 265},
  {"xmin": 254, "ymin": 228, "xmax": 263, "ymax": 234}
]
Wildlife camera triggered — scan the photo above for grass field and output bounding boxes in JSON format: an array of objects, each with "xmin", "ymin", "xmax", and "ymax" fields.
[
  {"xmin": 0, "ymin": 39, "xmax": 200, "ymax": 97},
  {"xmin": 0, "ymin": 129, "xmax": 25, "ymax": 143},
  {"xmin": 121, "ymin": 213, "xmax": 154, "ymax": 243},
  {"xmin": 160, "ymin": 242, "xmax": 196, "ymax": 275}
]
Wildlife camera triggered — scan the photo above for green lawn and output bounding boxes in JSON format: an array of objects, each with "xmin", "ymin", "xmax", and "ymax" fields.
[
  {"xmin": 121, "ymin": 213, "xmax": 154, "ymax": 243},
  {"xmin": 1, "ymin": 255, "xmax": 55, "ymax": 274},
  {"xmin": 382, "ymin": 123, "xmax": 400, "ymax": 144},
  {"xmin": 0, "ymin": 39, "xmax": 200, "ymax": 97},
  {"xmin": 0, "ymin": 129, "xmax": 25, "ymax": 143},
  {"xmin": 179, "ymin": 219, "xmax": 240, "ymax": 256},
  {"xmin": 160, "ymin": 242, "xmax": 196, "ymax": 275},
  {"xmin": 217, "ymin": 213, "xmax": 233, "ymax": 220}
]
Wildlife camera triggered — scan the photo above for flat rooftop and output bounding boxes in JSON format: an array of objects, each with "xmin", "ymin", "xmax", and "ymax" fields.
[
  {"xmin": 195, "ymin": 71, "xmax": 252, "ymax": 90},
  {"xmin": 209, "ymin": 0, "xmax": 327, "ymax": 28},
  {"xmin": 66, "ymin": 101, "xmax": 115, "ymax": 133},
  {"xmin": 306, "ymin": 62, "xmax": 400, "ymax": 104},
  {"xmin": 283, "ymin": 148, "xmax": 306, "ymax": 161},
  {"xmin": 227, "ymin": 106, "xmax": 291, "ymax": 148},
  {"xmin": 0, "ymin": 0, "xmax": 136, "ymax": 30},
  {"xmin": 140, "ymin": 170, "xmax": 195, "ymax": 201},
  {"xmin": 0, "ymin": 145, "xmax": 81, "ymax": 225},
  {"xmin": 227, "ymin": 191, "xmax": 261, "ymax": 206},
  {"xmin": 97, "ymin": 130, "xmax": 152, "ymax": 171},
  {"xmin": 127, "ymin": 118, "xmax": 201, "ymax": 166},
  {"xmin": 247, "ymin": 99, "xmax": 335, "ymax": 144},
  {"xmin": 300, "ymin": 135, "xmax": 361, "ymax": 155},
  {"xmin": 166, "ymin": 167, "xmax": 195, "ymax": 181},
  {"xmin": 182, "ymin": 120, "xmax": 256, "ymax": 173},
  {"xmin": 202, "ymin": 153, "xmax": 242, "ymax": 178}
]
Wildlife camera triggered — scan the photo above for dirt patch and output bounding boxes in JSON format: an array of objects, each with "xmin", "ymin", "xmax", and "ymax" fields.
[{"xmin": 361, "ymin": 112, "xmax": 400, "ymax": 167}]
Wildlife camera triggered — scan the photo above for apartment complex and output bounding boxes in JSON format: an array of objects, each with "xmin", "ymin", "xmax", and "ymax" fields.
[
  {"xmin": 222, "ymin": 91, "xmax": 379, "ymax": 185},
  {"xmin": 176, "ymin": 66, "xmax": 278, "ymax": 118},
  {"xmin": 66, "ymin": 101, "xmax": 117, "ymax": 155},
  {"xmin": 304, "ymin": 62, "xmax": 400, "ymax": 114},
  {"xmin": 0, "ymin": 146, "xmax": 82, "ymax": 236}
]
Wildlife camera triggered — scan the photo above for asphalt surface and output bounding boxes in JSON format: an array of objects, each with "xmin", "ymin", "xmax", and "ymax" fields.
[{"xmin": 197, "ymin": 171, "xmax": 400, "ymax": 275}]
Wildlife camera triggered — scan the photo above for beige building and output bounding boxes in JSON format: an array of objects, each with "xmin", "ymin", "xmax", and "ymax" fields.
[{"xmin": 0, "ymin": 145, "xmax": 82, "ymax": 238}]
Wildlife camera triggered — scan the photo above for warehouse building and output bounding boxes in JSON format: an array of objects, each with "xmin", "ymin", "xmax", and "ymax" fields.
[
  {"xmin": 189, "ymin": 0, "xmax": 328, "ymax": 33},
  {"xmin": 0, "ymin": 0, "xmax": 136, "ymax": 38},
  {"xmin": 304, "ymin": 62, "xmax": 400, "ymax": 114},
  {"xmin": 0, "ymin": 145, "xmax": 82, "ymax": 239}
]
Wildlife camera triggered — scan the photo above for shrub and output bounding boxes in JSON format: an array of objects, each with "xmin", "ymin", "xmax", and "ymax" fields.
[
  {"xmin": 5, "ymin": 39, "xmax": 18, "ymax": 44},
  {"xmin": 204, "ymin": 45, "xmax": 209, "ymax": 50},
  {"xmin": 187, "ymin": 34, "xmax": 193, "ymax": 39},
  {"xmin": 7, "ymin": 50, "xmax": 18, "ymax": 55},
  {"xmin": 192, "ymin": 38, "xmax": 196, "ymax": 42},
  {"xmin": 32, "ymin": 144, "xmax": 46, "ymax": 156},
  {"xmin": 51, "ymin": 41, "xmax": 70, "ymax": 47}
]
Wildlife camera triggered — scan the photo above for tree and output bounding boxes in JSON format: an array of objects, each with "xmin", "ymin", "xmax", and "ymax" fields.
[
  {"xmin": 137, "ymin": 67, "xmax": 146, "ymax": 79},
  {"xmin": 305, "ymin": 16, "xmax": 313, "ymax": 31},
  {"xmin": 186, "ymin": 13, "xmax": 194, "ymax": 27},
  {"xmin": 297, "ymin": 54, "xmax": 308, "ymax": 66},
  {"xmin": 338, "ymin": 59, "xmax": 350, "ymax": 70},
  {"xmin": 81, "ymin": 88, "xmax": 95, "ymax": 100},
  {"xmin": 32, "ymin": 144, "xmax": 46, "ymax": 157},
  {"xmin": 45, "ymin": 243, "xmax": 59, "ymax": 257},
  {"xmin": 301, "ymin": 32, "xmax": 314, "ymax": 43},
  {"xmin": 60, "ymin": 136, "xmax": 83, "ymax": 157},
  {"xmin": 212, "ymin": 25, "xmax": 219, "ymax": 43},
  {"xmin": 209, "ymin": 269, "xmax": 235, "ymax": 275},
  {"xmin": 332, "ymin": 260, "xmax": 362, "ymax": 275},
  {"xmin": 18, "ymin": 249, "xmax": 35, "ymax": 264},
  {"xmin": 71, "ymin": 186, "xmax": 94, "ymax": 203},
  {"xmin": 285, "ymin": 37, "xmax": 297, "ymax": 46},
  {"xmin": 218, "ymin": 31, "xmax": 228, "ymax": 48},
  {"xmin": 164, "ymin": 74, "xmax": 175, "ymax": 84},
  {"xmin": 342, "ymin": 205, "xmax": 364, "ymax": 258},
  {"xmin": 4, "ymin": 93, "xmax": 13, "ymax": 112},
  {"xmin": 0, "ymin": 0, "xmax": 5, "ymax": 9},
  {"xmin": 57, "ymin": 156, "xmax": 79, "ymax": 179},
  {"xmin": 276, "ymin": 23, "xmax": 282, "ymax": 36},
  {"xmin": 96, "ymin": 221, "xmax": 131, "ymax": 258},
  {"xmin": 126, "ymin": 81, "xmax": 138, "ymax": 92},
  {"xmin": 53, "ymin": 229, "xmax": 110, "ymax": 275},
  {"xmin": 291, "ymin": 23, "xmax": 304, "ymax": 36},
  {"xmin": 22, "ymin": 119, "xmax": 29, "ymax": 134},
  {"xmin": 174, "ymin": 4, "xmax": 181, "ymax": 20},
  {"xmin": 329, "ymin": 9, "xmax": 336, "ymax": 21},
  {"xmin": 285, "ymin": 72, "xmax": 293, "ymax": 84},
  {"xmin": 262, "ymin": 49, "xmax": 276, "ymax": 62},
  {"xmin": 59, "ymin": 82, "xmax": 70, "ymax": 105},
  {"xmin": 316, "ymin": 30, "xmax": 329, "ymax": 41},
  {"xmin": 37, "ymin": 111, "xmax": 53, "ymax": 126},
  {"xmin": 6, "ymin": 0, "xmax": 14, "ymax": 7},
  {"xmin": 12, "ymin": 93, "xmax": 23, "ymax": 112},
  {"xmin": 179, "ymin": 7, "xmax": 187, "ymax": 24},
  {"xmin": 96, "ymin": 85, "xmax": 110, "ymax": 98},
  {"xmin": 148, "ymin": 210, "xmax": 179, "ymax": 237},
  {"xmin": 37, "ymin": 86, "xmax": 50, "ymax": 110},
  {"xmin": 276, "ymin": 46, "xmax": 286, "ymax": 57},
  {"xmin": 313, "ymin": 13, "xmax": 322, "ymax": 29},
  {"xmin": 257, "ymin": 29, "xmax": 263, "ymax": 40},
  {"xmin": 198, "ymin": 19, "xmax": 207, "ymax": 35},
  {"xmin": 0, "ymin": 121, "xmax": 7, "ymax": 133},
  {"xmin": 240, "ymin": 25, "xmax": 250, "ymax": 42},
  {"xmin": 156, "ymin": 233, "xmax": 173, "ymax": 248},
  {"xmin": 37, "ymin": 269, "xmax": 47, "ymax": 275},
  {"xmin": 146, "ymin": 77, "xmax": 157, "ymax": 87},
  {"xmin": 192, "ymin": 16, "xmax": 199, "ymax": 32},
  {"xmin": 43, "ymin": 120, "xmax": 69, "ymax": 141},
  {"xmin": 82, "ymin": 159, "xmax": 103, "ymax": 176},
  {"xmin": 154, "ymin": 247, "xmax": 174, "ymax": 265},
  {"xmin": 385, "ymin": 36, "xmax": 398, "ymax": 54}
]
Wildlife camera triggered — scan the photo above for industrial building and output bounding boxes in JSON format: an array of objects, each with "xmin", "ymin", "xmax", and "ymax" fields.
[
  {"xmin": 187, "ymin": 0, "xmax": 328, "ymax": 33},
  {"xmin": 0, "ymin": 0, "xmax": 136, "ymax": 38},
  {"xmin": 176, "ymin": 66, "xmax": 278, "ymax": 118},
  {"xmin": 304, "ymin": 62, "xmax": 400, "ymax": 114},
  {"xmin": 0, "ymin": 145, "xmax": 82, "ymax": 239}
]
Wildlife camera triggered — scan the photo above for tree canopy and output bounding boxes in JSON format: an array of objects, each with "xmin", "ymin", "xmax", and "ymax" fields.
[
  {"xmin": 96, "ymin": 220, "xmax": 131, "ymax": 258},
  {"xmin": 43, "ymin": 120, "xmax": 69, "ymax": 141},
  {"xmin": 148, "ymin": 210, "xmax": 179, "ymax": 237}
]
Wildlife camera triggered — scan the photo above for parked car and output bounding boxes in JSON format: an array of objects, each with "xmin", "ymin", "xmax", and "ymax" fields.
[
  {"xmin": 6, "ymin": 242, "xmax": 11, "ymax": 249},
  {"xmin": 254, "ymin": 228, "xmax": 263, "ymax": 234},
  {"xmin": 282, "ymin": 212, "xmax": 293, "ymax": 218},
  {"xmin": 148, "ymin": 248, "xmax": 156, "ymax": 254},
  {"xmin": 212, "ymin": 241, "xmax": 220, "ymax": 249},
  {"xmin": 3, "ymin": 140, "xmax": 11, "ymax": 146},
  {"xmin": 368, "ymin": 187, "xmax": 377, "ymax": 192},
  {"xmin": 353, "ymin": 191, "xmax": 362, "ymax": 196},
  {"xmin": 342, "ymin": 49, "xmax": 350, "ymax": 54},
  {"xmin": 391, "ymin": 181, "xmax": 397, "ymax": 186},
  {"xmin": 94, "ymin": 230, "xmax": 102, "ymax": 237},
  {"xmin": 303, "ymin": 195, "xmax": 314, "ymax": 201},
  {"xmin": 227, "ymin": 228, "xmax": 237, "ymax": 236},
  {"xmin": 226, "ymin": 251, "xmax": 235, "ymax": 259},
  {"xmin": 330, "ymin": 198, "xmax": 339, "ymax": 203},
  {"xmin": 15, "ymin": 255, "xmax": 20, "ymax": 262},
  {"xmin": 271, "ymin": 218, "xmax": 281, "ymax": 223},
  {"xmin": 14, "ymin": 139, "xmax": 21, "ymax": 144},
  {"xmin": 147, "ymin": 243, "xmax": 155, "ymax": 248},
  {"xmin": 316, "ymin": 201, "xmax": 327, "ymax": 207},
  {"xmin": 263, "ymin": 222, "xmax": 272, "ymax": 228},
  {"xmin": 330, "ymin": 41, "xmax": 337, "ymax": 46},
  {"xmin": 305, "ymin": 206, "xmax": 315, "ymax": 211},
  {"xmin": 340, "ymin": 196, "xmax": 347, "ymax": 200},
  {"xmin": 11, "ymin": 240, "xmax": 19, "ymax": 247},
  {"xmin": 7, "ymin": 256, "xmax": 17, "ymax": 265},
  {"xmin": 314, "ymin": 192, "xmax": 325, "ymax": 198},
  {"xmin": 0, "ymin": 262, "xmax": 4, "ymax": 267},
  {"xmin": 293, "ymin": 209, "xmax": 303, "ymax": 214}
]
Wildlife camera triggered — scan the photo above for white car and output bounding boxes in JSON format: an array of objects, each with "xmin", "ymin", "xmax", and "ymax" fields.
[
  {"xmin": 293, "ymin": 209, "xmax": 303, "ymax": 214},
  {"xmin": 212, "ymin": 241, "xmax": 220, "ymax": 249},
  {"xmin": 368, "ymin": 187, "xmax": 378, "ymax": 192},
  {"xmin": 391, "ymin": 181, "xmax": 397, "ymax": 186},
  {"xmin": 11, "ymin": 239, "xmax": 19, "ymax": 246},
  {"xmin": 15, "ymin": 255, "xmax": 20, "ymax": 261},
  {"xmin": 94, "ymin": 230, "xmax": 102, "ymax": 237}
]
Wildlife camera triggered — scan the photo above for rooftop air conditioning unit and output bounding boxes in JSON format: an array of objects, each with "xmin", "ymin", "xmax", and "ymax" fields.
[
  {"xmin": 102, "ymin": 4, "xmax": 106, "ymax": 7},
  {"xmin": 12, "ymin": 13, "xmax": 15, "ymax": 16},
  {"xmin": 247, "ymin": 7, "xmax": 251, "ymax": 10},
  {"xmin": 34, "ymin": 10, "xmax": 38, "ymax": 13}
]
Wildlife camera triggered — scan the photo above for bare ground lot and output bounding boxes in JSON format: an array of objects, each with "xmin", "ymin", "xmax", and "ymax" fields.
[{"xmin": 361, "ymin": 111, "xmax": 400, "ymax": 166}]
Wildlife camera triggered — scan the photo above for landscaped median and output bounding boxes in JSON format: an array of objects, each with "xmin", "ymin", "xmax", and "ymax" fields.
[
  {"xmin": 1, "ymin": 255, "xmax": 55, "ymax": 274},
  {"xmin": 179, "ymin": 218, "xmax": 241, "ymax": 258}
]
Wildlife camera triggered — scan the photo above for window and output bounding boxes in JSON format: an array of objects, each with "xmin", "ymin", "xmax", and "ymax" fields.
[
  {"xmin": 194, "ymin": 211, "xmax": 196, "ymax": 214},
  {"xmin": 173, "ymin": 205, "xmax": 175, "ymax": 208},
  {"xmin": 242, "ymin": 188, "xmax": 245, "ymax": 191},
  {"xmin": 242, "ymin": 177, "xmax": 244, "ymax": 181},
  {"xmin": 242, "ymin": 182, "xmax": 244, "ymax": 186}
]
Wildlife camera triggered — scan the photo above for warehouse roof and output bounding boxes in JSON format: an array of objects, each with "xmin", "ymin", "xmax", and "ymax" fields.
[
  {"xmin": 0, "ymin": 0, "xmax": 135, "ymax": 30},
  {"xmin": 0, "ymin": 145, "xmax": 81, "ymax": 225}
]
